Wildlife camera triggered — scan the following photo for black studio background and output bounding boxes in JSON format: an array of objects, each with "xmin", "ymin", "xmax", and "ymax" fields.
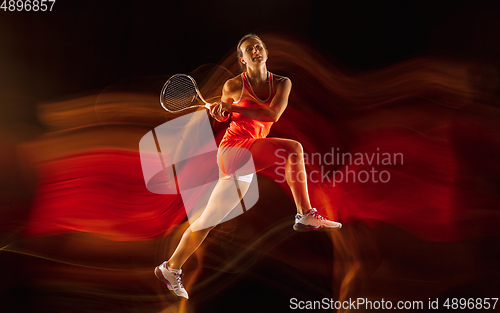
[{"xmin": 2, "ymin": 0, "xmax": 500, "ymax": 103}]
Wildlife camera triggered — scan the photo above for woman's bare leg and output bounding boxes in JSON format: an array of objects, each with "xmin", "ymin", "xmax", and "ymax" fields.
[
  {"xmin": 250, "ymin": 138, "xmax": 312, "ymax": 215},
  {"xmin": 167, "ymin": 137, "xmax": 311, "ymax": 269},
  {"xmin": 168, "ymin": 178, "xmax": 251, "ymax": 269}
]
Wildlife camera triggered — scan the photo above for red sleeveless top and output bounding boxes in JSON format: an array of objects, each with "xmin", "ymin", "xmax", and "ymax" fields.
[{"xmin": 219, "ymin": 72, "xmax": 276, "ymax": 150}]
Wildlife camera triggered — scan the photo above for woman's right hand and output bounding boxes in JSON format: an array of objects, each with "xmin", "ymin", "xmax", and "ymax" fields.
[{"xmin": 209, "ymin": 101, "xmax": 230, "ymax": 122}]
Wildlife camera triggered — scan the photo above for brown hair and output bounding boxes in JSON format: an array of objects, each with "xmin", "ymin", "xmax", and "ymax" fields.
[{"xmin": 236, "ymin": 33, "xmax": 267, "ymax": 69}]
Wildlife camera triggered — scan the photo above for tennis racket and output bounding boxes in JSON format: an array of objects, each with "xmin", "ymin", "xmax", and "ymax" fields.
[{"xmin": 160, "ymin": 74, "xmax": 227, "ymax": 116}]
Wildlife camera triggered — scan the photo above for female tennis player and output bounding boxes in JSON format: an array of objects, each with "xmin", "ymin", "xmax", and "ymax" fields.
[{"xmin": 155, "ymin": 34, "xmax": 342, "ymax": 299}]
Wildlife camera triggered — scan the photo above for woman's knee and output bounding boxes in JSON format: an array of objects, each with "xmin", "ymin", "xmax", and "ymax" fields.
[
  {"xmin": 271, "ymin": 140, "xmax": 303, "ymax": 166},
  {"xmin": 285, "ymin": 140, "xmax": 303, "ymax": 161},
  {"xmin": 289, "ymin": 140, "xmax": 303, "ymax": 154}
]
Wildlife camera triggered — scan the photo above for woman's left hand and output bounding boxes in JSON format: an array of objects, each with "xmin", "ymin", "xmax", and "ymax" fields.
[
  {"xmin": 220, "ymin": 98, "xmax": 234, "ymax": 113},
  {"xmin": 209, "ymin": 101, "xmax": 230, "ymax": 122}
]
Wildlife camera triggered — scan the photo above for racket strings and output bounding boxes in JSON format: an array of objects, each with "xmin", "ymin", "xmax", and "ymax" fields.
[{"xmin": 162, "ymin": 76, "xmax": 199, "ymax": 112}]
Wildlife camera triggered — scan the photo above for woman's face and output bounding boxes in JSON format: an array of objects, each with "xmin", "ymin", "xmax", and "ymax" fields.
[{"xmin": 239, "ymin": 37, "xmax": 268, "ymax": 67}]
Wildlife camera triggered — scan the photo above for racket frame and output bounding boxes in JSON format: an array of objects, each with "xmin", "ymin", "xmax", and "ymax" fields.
[{"xmin": 160, "ymin": 74, "xmax": 211, "ymax": 114}]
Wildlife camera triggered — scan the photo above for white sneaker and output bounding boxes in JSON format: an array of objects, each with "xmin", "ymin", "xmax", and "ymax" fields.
[
  {"xmin": 293, "ymin": 208, "xmax": 342, "ymax": 232},
  {"xmin": 154, "ymin": 261, "xmax": 189, "ymax": 299}
]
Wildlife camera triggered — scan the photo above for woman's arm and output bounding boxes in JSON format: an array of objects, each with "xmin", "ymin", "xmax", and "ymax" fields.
[{"xmin": 221, "ymin": 76, "xmax": 292, "ymax": 123}]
